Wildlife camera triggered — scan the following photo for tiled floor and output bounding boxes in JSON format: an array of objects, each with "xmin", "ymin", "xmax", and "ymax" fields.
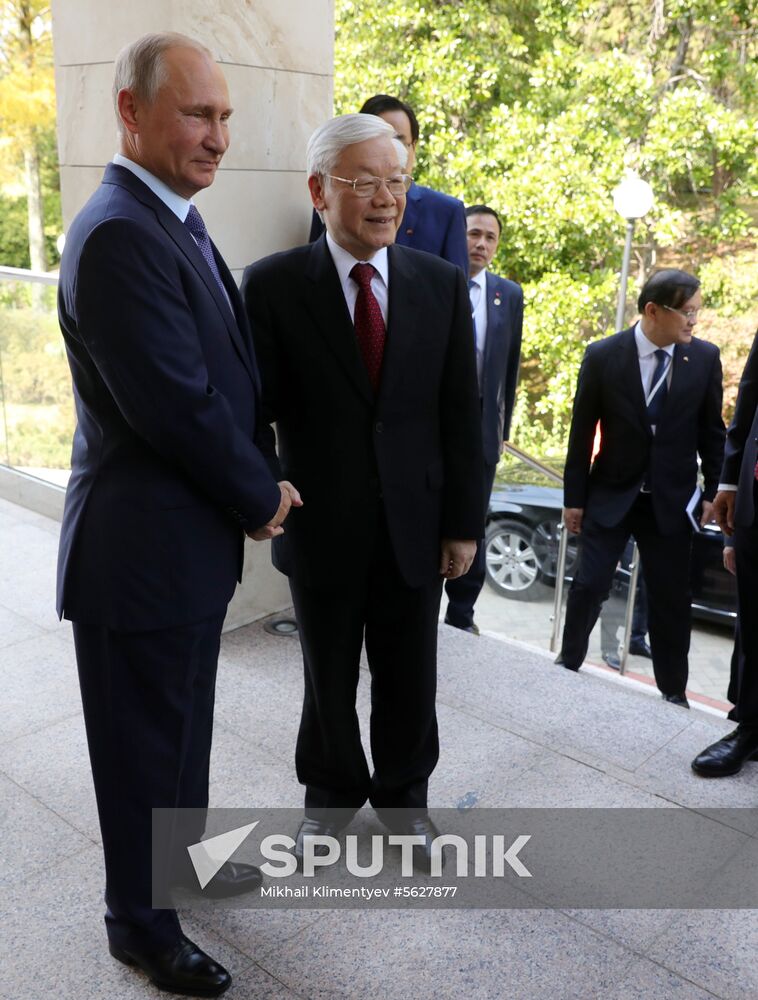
[{"xmin": 2, "ymin": 494, "xmax": 755, "ymax": 1000}]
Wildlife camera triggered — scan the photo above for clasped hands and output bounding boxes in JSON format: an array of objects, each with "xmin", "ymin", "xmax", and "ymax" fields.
[{"xmin": 246, "ymin": 481, "xmax": 303, "ymax": 541}]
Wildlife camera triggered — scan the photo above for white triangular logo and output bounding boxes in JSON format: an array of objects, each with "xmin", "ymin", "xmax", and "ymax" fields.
[{"xmin": 186, "ymin": 821, "xmax": 259, "ymax": 889}]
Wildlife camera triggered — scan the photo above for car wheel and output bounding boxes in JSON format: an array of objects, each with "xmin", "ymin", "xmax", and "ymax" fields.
[
  {"xmin": 531, "ymin": 517, "xmax": 579, "ymax": 579},
  {"xmin": 484, "ymin": 519, "xmax": 543, "ymax": 601}
]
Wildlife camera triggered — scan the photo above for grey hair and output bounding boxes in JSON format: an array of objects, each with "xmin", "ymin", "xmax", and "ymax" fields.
[
  {"xmin": 306, "ymin": 113, "xmax": 408, "ymax": 178},
  {"xmin": 112, "ymin": 32, "xmax": 212, "ymax": 133}
]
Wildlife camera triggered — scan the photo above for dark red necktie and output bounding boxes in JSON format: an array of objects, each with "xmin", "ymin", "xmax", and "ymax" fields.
[
  {"xmin": 754, "ymin": 460, "xmax": 758, "ymax": 481},
  {"xmin": 350, "ymin": 263, "xmax": 386, "ymax": 392}
]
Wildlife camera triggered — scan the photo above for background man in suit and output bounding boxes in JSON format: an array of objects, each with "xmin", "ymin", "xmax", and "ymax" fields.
[
  {"xmin": 57, "ymin": 33, "xmax": 298, "ymax": 997},
  {"xmin": 309, "ymin": 95, "xmax": 468, "ymax": 274},
  {"xmin": 557, "ymin": 269, "xmax": 725, "ymax": 707},
  {"xmin": 444, "ymin": 204, "xmax": 523, "ymax": 634},
  {"xmin": 693, "ymin": 329, "xmax": 758, "ymax": 775},
  {"xmin": 243, "ymin": 114, "xmax": 483, "ymax": 867}
]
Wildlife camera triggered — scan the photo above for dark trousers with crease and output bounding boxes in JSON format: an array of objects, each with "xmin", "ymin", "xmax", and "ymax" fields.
[
  {"xmin": 72, "ymin": 613, "xmax": 224, "ymax": 949},
  {"xmin": 444, "ymin": 461, "xmax": 497, "ymax": 628},
  {"xmin": 560, "ymin": 493, "xmax": 692, "ymax": 696},
  {"xmin": 732, "ymin": 494, "xmax": 758, "ymax": 724},
  {"xmin": 289, "ymin": 511, "xmax": 443, "ymax": 816}
]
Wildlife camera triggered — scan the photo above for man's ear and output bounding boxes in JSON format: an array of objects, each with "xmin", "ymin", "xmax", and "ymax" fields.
[
  {"xmin": 117, "ymin": 88, "xmax": 140, "ymax": 136},
  {"xmin": 308, "ymin": 174, "xmax": 327, "ymax": 212}
]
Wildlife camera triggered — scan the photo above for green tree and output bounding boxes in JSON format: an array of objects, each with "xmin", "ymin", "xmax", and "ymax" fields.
[{"xmin": 335, "ymin": 0, "xmax": 758, "ymax": 451}]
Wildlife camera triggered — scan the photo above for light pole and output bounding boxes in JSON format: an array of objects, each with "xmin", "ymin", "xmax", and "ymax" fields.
[{"xmin": 612, "ymin": 172, "xmax": 654, "ymax": 331}]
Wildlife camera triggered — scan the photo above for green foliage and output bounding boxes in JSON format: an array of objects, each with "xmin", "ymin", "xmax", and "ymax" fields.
[
  {"xmin": 699, "ymin": 251, "xmax": 758, "ymax": 318},
  {"xmin": 334, "ymin": 0, "xmax": 758, "ymax": 450}
]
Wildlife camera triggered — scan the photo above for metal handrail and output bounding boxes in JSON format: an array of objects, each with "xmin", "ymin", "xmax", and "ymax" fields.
[
  {"xmin": 502, "ymin": 442, "xmax": 563, "ymax": 485},
  {"xmin": 0, "ymin": 265, "xmax": 58, "ymax": 286}
]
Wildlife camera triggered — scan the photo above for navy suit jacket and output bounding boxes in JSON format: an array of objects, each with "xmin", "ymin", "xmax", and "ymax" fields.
[
  {"xmin": 308, "ymin": 181, "xmax": 468, "ymax": 275},
  {"xmin": 480, "ymin": 271, "xmax": 523, "ymax": 465},
  {"xmin": 57, "ymin": 164, "xmax": 281, "ymax": 631},
  {"xmin": 242, "ymin": 236, "xmax": 484, "ymax": 589},
  {"xmin": 563, "ymin": 326, "xmax": 725, "ymax": 535},
  {"xmin": 721, "ymin": 328, "xmax": 758, "ymax": 527}
]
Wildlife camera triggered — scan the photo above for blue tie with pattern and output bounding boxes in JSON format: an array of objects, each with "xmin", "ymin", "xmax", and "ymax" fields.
[
  {"xmin": 647, "ymin": 348, "xmax": 669, "ymax": 425},
  {"xmin": 184, "ymin": 204, "xmax": 229, "ymax": 305}
]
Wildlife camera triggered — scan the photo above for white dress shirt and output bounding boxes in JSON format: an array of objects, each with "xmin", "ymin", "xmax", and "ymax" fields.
[
  {"xmin": 634, "ymin": 321, "xmax": 675, "ymax": 436},
  {"xmin": 326, "ymin": 232, "xmax": 389, "ymax": 326},
  {"xmin": 469, "ymin": 269, "xmax": 488, "ymax": 389}
]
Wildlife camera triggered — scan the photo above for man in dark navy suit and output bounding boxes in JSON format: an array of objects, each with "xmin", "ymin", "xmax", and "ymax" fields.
[
  {"xmin": 444, "ymin": 204, "xmax": 523, "ymax": 634},
  {"xmin": 693, "ymin": 328, "xmax": 758, "ymax": 775},
  {"xmin": 57, "ymin": 32, "xmax": 299, "ymax": 996},
  {"xmin": 556, "ymin": 270, "xmax": 725, "ymax": 707},
  {"xmin": 309, "ymin": 94, "xmax": 468, "ymax": 274}
]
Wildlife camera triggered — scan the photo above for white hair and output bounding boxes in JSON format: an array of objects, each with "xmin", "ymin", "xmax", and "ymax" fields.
[
  {"xmin": 113, "ymin": 32, "xmax": 212, "ymax": 134},
  {"xmin": 306, "ymin": 113, "xmax": 408, "ymax": 177}
]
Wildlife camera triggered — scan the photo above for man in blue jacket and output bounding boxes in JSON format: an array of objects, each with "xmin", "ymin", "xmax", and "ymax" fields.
[
  {"xmin": 57, "ymin": 32, "xmax": 298, "ymax": 997},
  {"xmin": 309, "ymin": 94, "xmax": 468, "ymax": 274}
]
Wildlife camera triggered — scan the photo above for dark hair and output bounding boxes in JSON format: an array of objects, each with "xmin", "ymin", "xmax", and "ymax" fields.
[
  {"xmin": 637, "ymin": 269, "xmax": 700, "ymax": 313},
  {"xmin": 466, "ymin": 204, "xmax": 502, "ymax": 233},
  {"xmin": 358, "ymin": 95, "xmax": 419, "ymax": 144}
]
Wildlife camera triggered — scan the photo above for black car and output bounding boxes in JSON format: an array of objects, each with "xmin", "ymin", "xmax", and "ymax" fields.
[{"xmin": 485, "ymin": 453, "xmax": 737, "ymax": 625}]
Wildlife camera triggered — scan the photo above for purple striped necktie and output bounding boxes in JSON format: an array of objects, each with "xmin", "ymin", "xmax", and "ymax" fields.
[{"xmin": 184, "ymin": 204, "xmax": 229, "ymax": 306}]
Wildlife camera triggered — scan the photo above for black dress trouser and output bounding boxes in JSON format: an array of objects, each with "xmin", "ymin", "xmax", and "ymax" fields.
[
  {"xmin": 560, "ymin": 493, "xmax": 693, "ymax": 696},
  {"xmin": 732, "ymin": 494, "xmax": 758, "ymax": 723}
]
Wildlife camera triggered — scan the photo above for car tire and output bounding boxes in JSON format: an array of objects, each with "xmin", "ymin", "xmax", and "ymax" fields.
[{"xmin": 484, "ymin": 519, "xmax": 546, "ymax": 601}]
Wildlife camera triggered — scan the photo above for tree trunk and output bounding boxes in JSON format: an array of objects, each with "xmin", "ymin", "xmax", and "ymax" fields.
[{"xmin": 23, "ymin": 135, "xmax": 47, "ymax": 309}]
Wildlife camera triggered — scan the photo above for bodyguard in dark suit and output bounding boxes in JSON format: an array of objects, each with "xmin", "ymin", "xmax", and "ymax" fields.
[
  {"xmin": 57, "ymin": 33, "xmax": 297, "ymax": 996},
  {"xmin": 557, "ymin": 270, "xmax": 725, "ymax": 706},
  {"xmin": 308, "ymin": 95, "xmax": 468, "ymax": 274},
  {"xmin": 243, "ymin": 114, "xmax": 483, "ymax": 864},
  {"xmin": 445, "ymin": 205, "xmax": 523, "ymax": 633},
  {"xmin": 693, "ymin": 328, "xmax": 758, "ymax": 775}
]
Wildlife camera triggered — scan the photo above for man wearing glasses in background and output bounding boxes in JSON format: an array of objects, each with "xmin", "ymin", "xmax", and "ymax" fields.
[
  {"xmin": 243, "ymin": 114, "xmax": 483, "ymax": 869},
  {"xmin": 556, "ymin": 269, "xmax": 725, "ymax": 707}
]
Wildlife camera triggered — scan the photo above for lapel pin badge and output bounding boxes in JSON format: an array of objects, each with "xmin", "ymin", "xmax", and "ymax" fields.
[
  {"xmin": 494, "ymin": 296, "xmax": 501, "ymax": 306},
  {"xmin": 683, "ymin": 356, "xmax": 689, "ymax": 362}
]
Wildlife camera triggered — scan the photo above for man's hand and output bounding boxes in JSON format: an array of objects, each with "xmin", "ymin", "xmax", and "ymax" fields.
[
  {"xmin": 563, "ymin": 507, "xmax": 584, "ymax": 535},
  {"xmin": 440, "ymin": 539, "xmax": 477, "ymax": 579},
  {"xmin": 699, "ymin": 499, "xmax": 715, "ymax": 528},
  {"xmin": 712, "ymin": 490, "xmax": 736, "ymax": 537},
  {"xmin": 246, "ymin": 480, "xmax": 303, "ymax": 541}
]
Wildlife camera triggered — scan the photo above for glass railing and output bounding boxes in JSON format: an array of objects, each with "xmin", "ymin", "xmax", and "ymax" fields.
[
  {"xmin": 0, "ymin": 266, "xmax": 72, "ymax": 488},
  {"xmin": 479, "ymin": 443, "xmax": 737, "ymax": 712}
]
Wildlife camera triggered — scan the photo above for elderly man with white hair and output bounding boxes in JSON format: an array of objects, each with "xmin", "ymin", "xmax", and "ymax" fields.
[{"xmin": 242, "ymin": 114, "xmax": 484, "ymax": 870}]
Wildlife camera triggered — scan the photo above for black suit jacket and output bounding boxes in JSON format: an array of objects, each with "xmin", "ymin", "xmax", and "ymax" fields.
[
  {"xmin": 57, "ymin": 164, "xmax": 281, "ymax": 630},
  {"xmin": 480, "ymin": 272, "xmax": 523, "ymax": 464},
  {"xmin": 721, "ymin": 329, "xmax": 758, "ymax": 526},
  {"xmin": 242, "ymin": 236, "xmax": 484, "ymax": 588},
  {"xmin": 563, "ymin": 326, "xmax": 725, "ymax": 535}
]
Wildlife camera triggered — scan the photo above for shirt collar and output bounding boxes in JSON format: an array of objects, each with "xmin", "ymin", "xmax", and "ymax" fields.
[
  {"xmin": 113, "ymin": 153, "xmax": 193, "ymax": 223},
  {"xmin": 470, "ymin": 269, "xmax": 487, "ymax": 292},
  {"xmin": 325, "ymin": 231, "xmax": 389, "ymax": 289},
  {"xmin": 634, "ymin": 321, "xmax": 675, "ymax": 359}
]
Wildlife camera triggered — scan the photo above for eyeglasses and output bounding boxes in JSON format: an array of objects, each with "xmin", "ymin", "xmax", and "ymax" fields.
[
  {"xmin": 663, "ymin": 304, "xmax": 700, "ymax": 320},
  {"xmin": 326, "ymin": 173, "xmax": 412, "ymax": 197}
]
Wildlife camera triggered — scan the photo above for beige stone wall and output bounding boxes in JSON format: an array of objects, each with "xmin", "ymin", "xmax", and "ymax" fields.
[{"xmin": 50, "ymin": 0, "xmax": 334, "ymax": 626}]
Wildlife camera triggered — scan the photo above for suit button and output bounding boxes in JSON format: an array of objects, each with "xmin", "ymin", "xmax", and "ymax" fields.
[{"xmin": 375, "ymin": 421, "xmax": 383, "ymax": 434}]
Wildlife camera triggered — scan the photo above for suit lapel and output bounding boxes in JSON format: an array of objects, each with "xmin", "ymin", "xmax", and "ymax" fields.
[
  {"xmin": 304, "ymin": 237, "xmax": 374, "ymax": 404},
  {"xmin": 380, "ymin": 245, "xmax": 423, "ymax": 404},
  {"xmin": 104, "ymin": 164, "xmax": 257, "ymax": 385},
  {"xmin": 398, "ymin": 184, "xmax": 420, "ymax": 243},
  {"xmin": 660, "ymin": 343, "xmax": 687, "ymax": 423},
  {"xmin": 618, "ymin": 327, "xmax": 651, "ymax": 432},
  {"xmin": 482, "ymin": 273, "xmax": 506, "ymax": 392}
]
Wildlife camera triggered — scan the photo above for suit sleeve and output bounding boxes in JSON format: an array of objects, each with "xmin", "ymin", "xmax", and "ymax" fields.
[
  {"xmin": 440, "ymin": 266, "xmax": 485, "ymax": 538},
  {"xmin": 502, "ymin": 285, "xmax": 524, "ymax": 441},
  {"xmin": 75, "ymin": 217, "xmax": 281, "ymax": 530},
  {"xmin": 721, "ymin": 330, "xmax": 758, "ymax": 484},
  {"xmin": 440, "ymin": 199, "xmax": 470, "ymax": 278},
  {"xmin": 697, "ymin": 346, "xmax": 726, "ymax": 501},
  {"xmin": 563, "ymin": 347, "xmax": 602, "ymax": 509}
]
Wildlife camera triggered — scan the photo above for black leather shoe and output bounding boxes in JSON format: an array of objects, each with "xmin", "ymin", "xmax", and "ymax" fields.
[
  {"xmin": 602, "ymin": 652, "xmax": 621, "ymax": 670},
  {"xmin": 554, "ymin": 654, "xmax": 580, "ymax": 672},
  {"xmin": 109, "ymin": 935, "xmax": 231, "ymax": 997},
  {"xmin": 378, "ymin": 812, "xmax": 444, "ymax": 874},
  {"xmin": 294, "ymin": 817, "xmax": 345, "ymax": 869},
  {"xmin": 662, "ymin": 692, "xmax": 690, "ymax": 708},
  {"xmin": 174, "ymin": 861, "xmax": 263, "ymax": 900},
  {"xmin": 629, "ymin": 640, "xmax": 652, "ymax": 658},
  {"xmin": 444, "ymin": 617, "xmax": 480, "ymax": 635},
  {"xmin": 691, "ymin": 726, "xmax": 758, "ymax": 777}
]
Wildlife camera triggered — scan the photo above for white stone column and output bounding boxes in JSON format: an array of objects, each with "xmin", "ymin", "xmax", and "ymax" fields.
[{"xmin": 51, "ymin": 0, "xmax": 334, "ymax": 626}]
